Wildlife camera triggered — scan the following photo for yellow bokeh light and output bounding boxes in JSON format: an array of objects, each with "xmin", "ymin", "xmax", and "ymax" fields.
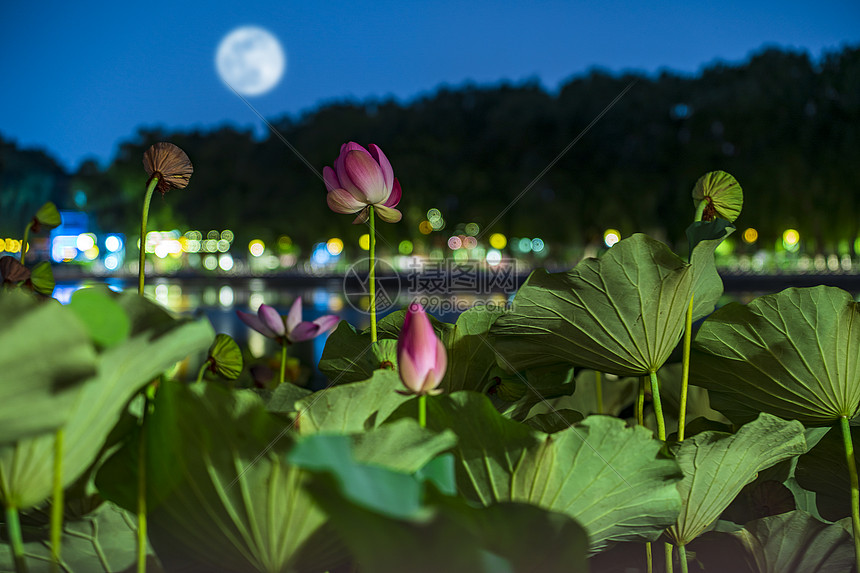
[
  {"xmin": 359, "ymin": 234, "xmax": 370, "ymax": 251},
  {"xmin": 418, "ymin": 220, "xmax": 433, "ymax": 235},
  {"xmin": 783, "ymin": 229, "xmax": 800, "ymax": 246},
  {"xmin": 249, "ymin": 240, "xmax": 265, "ymax": 257},
  {"xmin": 327, "ymin": 237, "xmax": 344, "ymax": 255},
  {"xmin": 742, "ymin": 228, "xmax": 758, "ymax": 244},
  {"xmin": 603, "ymin": 229, "xmax": 621, "ymax": 248},
  {"xmin": 489, "ymin": 233, "xmax": 507, "ymax": 250}
]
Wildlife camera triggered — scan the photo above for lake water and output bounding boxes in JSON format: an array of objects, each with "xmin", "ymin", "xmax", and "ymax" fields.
[{"xmin": 54, "ymin": 276, "xmax": 514, "ymax": 388}]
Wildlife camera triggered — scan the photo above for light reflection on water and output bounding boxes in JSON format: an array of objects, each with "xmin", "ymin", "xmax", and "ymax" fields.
[{"xmin": 54, "ymin": 278, "xmax": 513, "ymax": 388}]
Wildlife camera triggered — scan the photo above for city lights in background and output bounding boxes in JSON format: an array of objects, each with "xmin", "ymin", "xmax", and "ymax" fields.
[
  {"xmin": 783, "ymin": 229, "xmax": 800, "ymax": 252},
  {"xmin": 326, "ymin": 238, "xmax": 344, "ymax": 256},
  {"xmin": 249, "ymin": 240, "xmax": 265, "ymax": 257},
  {"xmin": 358, "ymin": 234, "xmax": 370, "ymax": 251},
  {"xmin": 742, "ymin": 228, "xmax": 759, "ymax": 244},
  {"xmin": 603, "ymin": 229, "xmax": 621, "ymax": 248},
  {"xmin": 489, "ymin": 233, "xmax": 507, "ymax": 250}
]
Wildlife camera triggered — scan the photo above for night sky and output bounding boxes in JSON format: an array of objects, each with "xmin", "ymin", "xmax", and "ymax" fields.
[{"xmin": 1, "ymin": 0, "xmax": 857, "ymax": 171}]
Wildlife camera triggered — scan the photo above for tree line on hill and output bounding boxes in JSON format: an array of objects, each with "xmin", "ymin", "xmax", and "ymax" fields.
[{"xmin": 2, "ymin": 45, "xmax": 858, "ymax": 257}]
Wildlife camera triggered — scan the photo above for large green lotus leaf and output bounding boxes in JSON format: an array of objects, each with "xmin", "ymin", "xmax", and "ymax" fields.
[
  {"xmin": 0, "ymin": 292, "xmax": 213, "ymax": 509},
  {"xmin": 490, "ymin": 363, "xmax": 577, "ymax": 422},
  {"xmin": 96, "ymin": 382, "xmax": 345, "ymax": 573},
  {"xmin": 318, "ymin": 320, "xmax": 397, "ymax": 384},
  {"xmin": 733, "ymin": 511, "xmax": 855, "ymax": 573},
  {"xmin": 0, "ymin": 502, "xmax": 161, "ymax": 573},
  {"xmin": 396, "ymin": 392, "xmax": 683, "ymax": 551},
  {"xmin": 0, "ymin": 290, "xmax": 96, "ymax": 444},
  {"xmin": 692, "ymin": 286, "xmax": 860, "ymax": 425},
  {"xmin": 795, "ymin": 424, "xmax": 857, "ymax": 521},
  {"xmin": 491, "ymin": 233, "xmax": 725, "ymax": 377},
  {"xmin": 301, "ymin": 455, "xmax": 589, "ymax": 573},
  {"xmin": 294, "ymin": 369, "xmax": 412, "ymax": 434},
  {"xmin": 666, "ymin": 413, "xmax": 807, "ymax": 546},
  {"xmin": 263, "ymin": 382, "xmax": 312, "ymax": 415},
  {"xmin": 350, "ymin": 418, "xmax": 457, "ymax": 473}
]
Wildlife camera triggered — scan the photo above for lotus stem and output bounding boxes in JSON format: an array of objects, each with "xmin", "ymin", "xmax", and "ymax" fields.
[
  {"xmin": 418, "ymin": 394, "xmax": 427, "ymax": 428},
  {"xmin": 665, "ymin": 543, "xmax": 674, "ymax": 573},
  {"xmin": 678, "ymin": 295, "xmax": 694, "ymax": 442},
  {"xmin": 595, "ymin": 371, "xmax": 604, "ymax": 414},
  {"xmin": 649, "ymin": 370, "xmax": 667, "ymax": 441},
  {"xmin": 646, "ymin": 542, "xmax": 653, "ymax": 573},
  {"xmin": 195, "ymin": 361, "xmax": 209, "ymax": 384},
  {"xmin": 841, "ymin": 415, "xmax": 860, "ymax": 573},
  {"xmin": 279, "ymin": 344, "xmax": 288, "ymax": 386},
  {"xmin": 693, "ymin": 200, "xmax": 706, "ymax": 222},
  {"xmin": 638, "ymin": 377, "xmax": 652, "ymax": 573},
  {"xmin": 138, "ymin": 176, "xmax": 159, "ymax": 296},
  {"xmin": 5, "ymin": 504, "xmax": 27, "ymax": 572},
  {"xmin": 368, "ymin": 205, "xmax": 377, "ymax": 343},
  {"xmin": 20, "ymin": 222, "xmax": 32, "ymax": 266},
  {"xmin": 678, "ymin": 545, "xmax": 689, "ymax": 573},
  {"xmin": 137, "ymin": 404, "xmax": 149, "ymax": 573},
  {"xmin": 50, "ymin": 428, "xmax": 65, "ymax": 572}
]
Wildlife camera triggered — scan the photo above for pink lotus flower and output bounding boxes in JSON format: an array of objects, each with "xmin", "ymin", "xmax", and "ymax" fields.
[
  {"xmin": 397, "ymin": 302, "xmax": 447, "ymax": 395},
  {"xmin": 237, "ymin": 298, "xmax": 339, "ymax": 344},
  {"xmin": 324, "ymin": 142, "xmax": 402, "ymax": 224}
]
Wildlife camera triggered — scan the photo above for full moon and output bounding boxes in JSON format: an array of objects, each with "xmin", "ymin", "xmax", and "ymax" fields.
[{"xmin": 216, "ymin": 26, "xmax": 286, "ymax": 96}]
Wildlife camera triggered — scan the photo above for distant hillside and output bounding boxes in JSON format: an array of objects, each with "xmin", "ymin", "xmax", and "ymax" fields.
[{"xmin": 3, "ymin": 45, "xmax": 858, "ymax": 254}]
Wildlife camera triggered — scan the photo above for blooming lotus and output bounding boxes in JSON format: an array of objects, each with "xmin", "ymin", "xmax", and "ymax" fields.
[
  {"xmin": 324, "ymin": 142, "xmax": 402, "ymax": 224},
  {"xmin": 237, "ymin": 298, "xmax": 339, "ymax": 344},
  {"xmin": 397, "ymin": 302, "xmax": 447, "ymax": 395}
]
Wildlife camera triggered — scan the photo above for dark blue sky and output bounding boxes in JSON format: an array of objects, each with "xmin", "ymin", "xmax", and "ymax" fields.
[{"xmin": 1, "ymin": 0, "xmax": 857, "ymax": 171}]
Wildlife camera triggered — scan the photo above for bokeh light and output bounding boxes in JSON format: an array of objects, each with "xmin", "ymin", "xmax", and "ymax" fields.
[
  {"xmin": 418, "ymin": 220, "xmax": 433, "ymax": 234},
  {"xmin": 249, "ymin": 240, "xmax": 265, "ymax": 257},
  {"xmin": 742, "ymin": 228, "xmax": 758, "ymax": 244},
  {"xmin": 448, "ymin": 236, "xmax": 463, "ymax": 250},
  {"xmin": 489, "ymin": 233, "xmax": 507, "ymax": 249},
  {"xmin": 398, "ymin": 240, "xmax": 414, "ymax": 255},
  {"xmin": 326, "ymin": 237, "xmax": 344, "ymax": 255},
  {"xmin": 359, "ymin": 234, "xmax": 370, "ymax": 251},
  {"xmin": 603, "ymin": 229, "xmax": 621, "ymax": 248},
  {"xmin": 783, "ymin": 229, "xmax": 800, "ymax": 252}
]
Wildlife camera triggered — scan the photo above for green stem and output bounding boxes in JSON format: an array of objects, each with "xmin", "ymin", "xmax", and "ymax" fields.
[
  {"xmin": 20, "ymin": 222, "xmax": 31, "ymax": 265},
  {"xmin": 50, "ymin": 428, "xmax": 65, "ymax": 572},
  {"xmin": 5, "ymin": 505, "xmax": 27, "ymax": 573},
  {"xmin": 665, "ymin": 543, "xmax": 674, "ymax": 573},
  {"xmin": 137, "ymin": 400, "xmax": 149, "ymax": 573},
  {"xmin": 841, "ymin": 415, "xmax": 860, "ymax": 573},
  {"xmin": 645, "ymin": 541, "xmax": 653, "ymax": 573},
  {"xmin": 595, "ymin": 371, "xmax": 604, "ymax": 414},
  {"xmin": 418, "ymin": 395, "xmax": 427, "ymax": 428},
  {"xmin": 279, "ymin": 343, "xmax": 288, "ymax": 386},
  {"xmin": 678, "ymin": 295, "xmax": 694, "ymax": 442},
  {"xmin": 368, "ymin": 205, "xmax": 377, "ymax": 343},
  {"xmin": 693, "ymin": 200, "xmax": 706, "ymax": 222},
  {"xmin": 638, "ymin": 377, "xmax": 652, "ymax": 573},
  {"xmin": 138, "ymin": 176, "xmax": 159, "ymax": 296},
  {"xmin": 678, "ymin": 545, "xmax": 689, "ymax": 573},
  {"xmin": 650, "ymin": 370, "xmax": 667, "ymax": 441},
  {"xmin": 195, "ymin": 361, "xmax": 209, "ymax": 384}
]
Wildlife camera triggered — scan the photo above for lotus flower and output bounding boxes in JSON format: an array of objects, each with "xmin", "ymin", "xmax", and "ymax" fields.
[
  {"xmin": 397, "ymin": 302, "xmax": 447, "ymax": 395},
  {"xmin": 324, "ymin": 142, "xmax": 402, "ymax": 224},
  {"xmin": 237, "ymin": 298, "xmax": 339, "ymax": 344}
]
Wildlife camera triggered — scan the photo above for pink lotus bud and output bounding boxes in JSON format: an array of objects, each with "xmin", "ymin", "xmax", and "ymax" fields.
[
  {"xmin": 324, "ymin": 142, "xmax": 402, "ymax": 224},
  {"xmin": 397, "ymin": 302, "xmax": 446, "ymax": 395}
]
